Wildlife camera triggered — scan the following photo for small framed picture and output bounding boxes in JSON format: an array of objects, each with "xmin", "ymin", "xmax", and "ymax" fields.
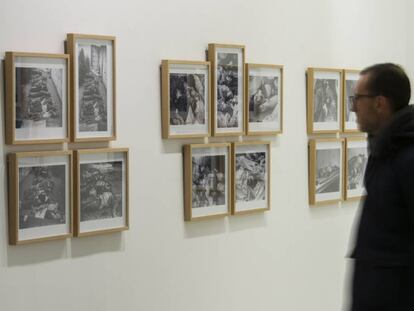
[
  {"xmin": 208, "ymin": 43, "xmax": 245, "ymax": 136},
  {"xmin": 5, "ymin": 52, "xmax": 70, "ymax": 144},
  {"xmin": 183, "ymin": 143, "xmax": 231, "ymax": 221},
  {"xmin": 232, "ymin": 141, "xmax": 270, "ymax": 214},
  {"xmin": 74, "ymin": 148, "xmax": 129, "ymax": 236},
  {"xmin": 343, "ymin": 69, "xmax": 360, "ymax": 132},
  {"xmin": 308, "ymin": 138, "xmax": 344, "ymax": 205},
  {"xmin": 66, "ymin": 34, "xmax": 116, "ymax": 142},
  {"xmin": 161, "ymin": 60, "xmax": 211, "ymax": 138},
  {"xmin": 8, "ymin": 151, "xmax": 72, "ymax": 245},
  {"xmin": 307, "ymin": 68, "xmax": 342, "ymax": 134},
  {"xmin": 345, "ymin": 137, "xmax": 368, "ymax": 200},
  {"xmin": 246, "ymin": 64, "xmax": 283, "ymax": 135}
]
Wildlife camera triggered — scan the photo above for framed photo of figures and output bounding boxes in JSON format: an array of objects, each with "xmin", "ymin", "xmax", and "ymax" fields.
[
  {"xmin": 308, "ymin": 138, "xmax": 344, "ymax": 205},
  {"xmin": 307, "ymin": 68, "xmax": 342, "ymax": 134},
  {"xmin": 66, "ymin": 34, "xmax": 116, "ymax": 142},
  {"xmin": 161, "ymin": 60, "xmax": 211, "ymax": 138},
  {"xmin": 232, "ymin": 142, "xmax": 270, "ymax": 215},
  {"xmin": 74, "ymin": 148, "xmax": 129, "ymax": 237},
  {"xmin": 343, "ymin": 69, "xmax": 360, "ymax": 132},
  {"xmin": 246, "ymin": 64, "xmax": 283, "ymax": 135},
  {"xmin": 183, "ymin": 143, "xmax": 231, "ymax": 221},
  {"xmin": 5, "ymin": 52, "xmax": 70, "ymax": 145},
  {"xmin": 8, "ymin": 151, "xmax": 72, "ymax": 245},
  {"xmin": 208, "ymin": 44, "xmax": 245, "ymax": 136},
  {"xmin": 345, "ymin": 137, "xmax": 368, "ymax": 200}
]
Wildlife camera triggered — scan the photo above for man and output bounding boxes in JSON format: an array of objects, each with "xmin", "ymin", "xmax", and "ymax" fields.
[{"xmin": 349, "ymin": 63, "xmax": 414, "ymax": 310}]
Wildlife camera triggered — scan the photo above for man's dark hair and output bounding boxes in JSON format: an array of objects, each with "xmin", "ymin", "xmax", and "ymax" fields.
[{"xmin": 360, "ymin": 63, "xmax": 411, "ymax": 111}]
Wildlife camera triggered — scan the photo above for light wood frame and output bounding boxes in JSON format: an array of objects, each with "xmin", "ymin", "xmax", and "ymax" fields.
[
  {"xmin": 344, "ymin": 137, "xmax": 368, "ymax": 201},
  {"xmin": 8, "ymin": 150, "xmax": 73, "ymax": 245},
  {"xmin": 342, "ymin": 69, "xmax": 361, "ymax": 133},
  {"xmin": 307, "ymin": 67, "xmax": 343, "ymax": 134},
  {"xmin": 245, "ymin": 64, "xmax": 283, "ymax": 135},
  {"xmin": 161, "ymin": 60, "xmax": 211, "ymax": 139},
  {"xmin": 183, "ymin": 143, "xmax": 231, "ymax": 221},
  {"xmin": 208, "ymin": 43, "xmax": 245, "ymax": 137},
  {"xmin": 5, "ymin": 52, "xmax": 70, "ymax": 145},
  {"xmin": 74, "ymin": 148, "xmax": 129, "ymax": 237},
  {"xmin": 308, "ymin": 138, "xmax": 345, "ymax": 205},
  {"xmin": 231, "ymin": 141, "xmax": 271, "ymax": 215},
  {"xmin": 66, "ymin": 33, "xmax": 116, "ymax": 142}
]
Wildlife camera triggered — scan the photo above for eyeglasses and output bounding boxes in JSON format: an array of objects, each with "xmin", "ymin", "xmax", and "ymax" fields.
[{"xmin": 349, "ymin": 94, "xmax": 378, "ymax": 105}]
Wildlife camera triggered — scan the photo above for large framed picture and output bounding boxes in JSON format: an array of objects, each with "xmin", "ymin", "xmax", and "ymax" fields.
[
  {"xmin": 5, "ymin": 52, "xmax": 70, "ymax": 145},
  {"xmin": 307, "ymin": 68, "xmax": 342, "ymax": 134},
  {"xmin": 308, "ymin": 138, "xmax": 344, "ymax": 205},
  {"xmin": 343, "ymin": 69, "xmax": 360, "ymax": 132},
  {"xmin": 183, "ymin": 143, "xmax": 231, "ymax": 221},
  {"xmin": 8, "ymin": 151, "xmax": 72, "ymax": 245},
  {"xmin": 246, "ymin": 64, "xmax": 283, "ymax": 135},
  {"xmin": 232, "ymin": 141, "xmax": 270, "ymax": 214},
  {"xmin": 345, "ymin": 137, "xmax": 368, "ymax": 200},
  {"xmin": 208, "ymin": 44, "xmax": 245, "ymax": 136},
  {"xmin": 66, "ymin": 33, "xmax": 116, "ymax": 142},
  {"xmin": 74, "ymin": 148, "xmax": 129, "ymax": 236},
  {"xmin": 161, "ymin": 60, "xmax": 211, "ymax": 138}
]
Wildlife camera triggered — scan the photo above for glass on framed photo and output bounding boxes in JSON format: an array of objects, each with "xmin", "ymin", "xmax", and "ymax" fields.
[
  {"xmin": 345, "ymin": 138, "xmax": 368, "ymax": 200},
  {"xmin": 246, "ymin": 64, "xmax": 283, "ymax": 135},
  {"xmin": 308, "ymin": 138, "xmax": 344, "ymax": 205},
  {"xmin": 183, "ymin": 143, "xmax": 231, "ymax": 221},
  {"xmin": 307, "ymin": 68, "xmax": 342, "ymax": 134},
  {"xmin": 67, "ymin": 34, "xmax": 116, "ymax": 142},
  {"xmin": 75, "ymin": 148, "xmax": 129, "ymax": 236},
  {"xmin": 208, "ymin": 44, "xmax": 245, "ymax": 136},
  {"xmin": 343, "ymin": 69, "xmax": 360, "ymax": 132},
  {"xmin": 161, "ymin": 60, "xmax": 210, "ymax": 138},
  {"xmin": 232, "ymin": 142, "xmax": 270, "ymax": 214},
  {"xmin": 8, "ymin": 151, "xmax": 72, "ymax": 245},
  {"xmin": 5, "ymin": 52, "xmax": 69, "ymax": 144}
]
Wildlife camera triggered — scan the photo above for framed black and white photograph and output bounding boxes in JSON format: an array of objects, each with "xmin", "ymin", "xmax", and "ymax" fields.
[
  {"xmin": 308, "ymin": 138, "xmax": 344, "ymax": 205},
  {"xmin": 343, "ymin": 69, "xmax": 360, "ymax": 132},
  {"xmin": 208, "ymin": 44, "xmax": 245, "ymax": 136},
  {"xmin": 232, "ymin": 142, "xmax": 270, "ymax": 214},
  {"xmin": 67, "ymin": 34, "xmax": 116, "ymax": 142},
  {"xmin": 161, "ymin": 60, "xmax": 210, "ymax": 138},
  {"xmin": 8, "ymin": 151, "xmax": 72, "ymax": 245},
  {"xmin": 5, "ymin": 52, "xmax": 70, "ymax": 145},
  {"xmin": 184, "ymin": 143, "xmax": 231, "ymax": 221},
  {"xmin": 74, "ymin": 148, "xmax": 129, "ymax": 236},
  {"xmin": 345, "ymin": 137, "xmax": 368, "ymax": 200},
  {"xmin": 246, "ymin": 64, "xmax": 283, "ymax": 135},
  {"xmin": 307, "ymin": 68, "xmax": 342, "ymax": 134}
]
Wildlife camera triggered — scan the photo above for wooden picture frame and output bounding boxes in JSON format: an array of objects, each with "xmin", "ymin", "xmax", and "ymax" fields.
[
  {"xmin": 183, "ymin": 143, "xmax": 231, "ymax": 221},
  {"xmin": 307, "ymin": 67, "xmax": 342, "ymax": 134},
  {"xmin": 8, "ymin": 150, "xmax": 73, "ymax": 245},
  {"xmin": 308, "ymin": 138, "xmax": 344, "ymax": 205},
  {"xmin": 161, "ymin": 60, "xmax": 211, "ymax": 138},
  {"xmin": 245, "ymin": 64, "xmax": 283, "ymax": 135},
  {"xmin": 343, "ymin": 69, "xmax": 360, "ymax": 132},
  {"xmin": 5, "ymin": 52, "xmax": 70, "ymax": 145},
  {"xmin": 74, "ymin": 148, "xmax": 129, "ymax": 237},
  {"xmin": 208, "ymin": 43, "xmax": 245, "ymax": 136},
  {"xmin": 345, "ymin": 137, "xmax": 368, "ymax": 201},
  {"xmin": 66, "ymin": 33, "xmax": 116, "ymax": 142},
  {"xmin": 232, "ymin": 141, "xmax": 271, "ymax": 215}
]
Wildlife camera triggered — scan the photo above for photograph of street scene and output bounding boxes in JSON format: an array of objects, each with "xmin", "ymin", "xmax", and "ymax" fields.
[
  {"xmin": 316, "ymin": 149, "xmax": 340, "ymax": 194},
  {"xmin": 313, "ymin": 79, "xmax": 338, "ymax": 122},
  {"xmin": 347, "ymin": 147, "xmax": 368, "ymax": 190}
]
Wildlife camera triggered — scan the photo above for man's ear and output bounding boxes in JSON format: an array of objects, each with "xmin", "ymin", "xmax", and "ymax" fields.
[{"xmin": 375, "ymin": 95, "xmax": 393, "ymax": 114}]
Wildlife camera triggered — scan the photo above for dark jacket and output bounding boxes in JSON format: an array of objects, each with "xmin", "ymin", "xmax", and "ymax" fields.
[{"xmin": 351, "ymin": 105, "xmax": 414, "ymax": 265}]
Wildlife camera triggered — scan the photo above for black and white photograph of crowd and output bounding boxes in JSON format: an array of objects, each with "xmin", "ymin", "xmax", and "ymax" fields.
[
  {"xmin": 313, "ymin": 79, "xmax": 338, "ymax": 122},
  {"xmin": 347, "ymin": 148, "xmax": 367, "ymax": 190},
  {"xmin": 235, "ymin": 152, "xmax": 266, "ymax": 202},
  {"xmin": 249, "ymin": 75, "xmax": 279, "ymax": 123},
  {"xmin": 78, "ymin": 43, "xmax": 108, "ymax": 132},
  {"xmin": 192, "ymin": 155, "xmax": 226, "ymax": 208},
  {"xmin": 345, "ymin": 79, "xmax": 357, "ymax": 122},
  {"xmin": 316, "ymin": 149, "xmax": 340, "ymax": 194},
  {"xmin": 15, "ymin": 67, "xmax": 63, "ymax": 129},
  {"xmin": 19, "ymin": 165, "xmax": 66, "ymax": 229},
  {"xmin": 169, "ymin": 73, "xmax": 206, "ymax": 125}
]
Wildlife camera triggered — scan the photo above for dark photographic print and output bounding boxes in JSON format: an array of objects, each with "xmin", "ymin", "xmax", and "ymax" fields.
[
  {"xmin": 347, "ymin": 148, "xmax": 367, "ymax": 190},
  {"xmin": 192, "ymin": 155, "xmax": 226, "ymax": 208},
  {"xmin": 316, "ymin": 149, "xmax": 340, "ymax": 194},
  {"xmin": 313, "ymin": 79, "xmax": 338, "ymax": 122},
  {"xmin": 235, "ymin": 152, "xmax": 266, "ymax": 202},
  {"xmin": 19, "ymin": 165, "xmax": 66, "ymax": 229},
  {"xmin": 345, "ymin": 79, "xmax": 357, "ymax": 122},
  {"xmin": 169, "ymin": 73, "xmax": 206, "ymax": 125},
  {"xmin": 80, "ymin": 161, "xmax": 123, "ymax": 221},
  {"xmin": 15, "ymin": 67, "xmax": 63, "ymax": 129},
  {"xmin": 78, "ymin": 43, "xmax": 108, "ymax": 132},
  {"xmin": 249, "ymin": 75, "xmax": 279, "ymax": 123}
]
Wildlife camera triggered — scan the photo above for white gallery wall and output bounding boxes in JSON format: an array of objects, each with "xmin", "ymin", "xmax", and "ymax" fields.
[{"xmin": 0, "ymin": 0, "xmax": 411, "ymax": 310}]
